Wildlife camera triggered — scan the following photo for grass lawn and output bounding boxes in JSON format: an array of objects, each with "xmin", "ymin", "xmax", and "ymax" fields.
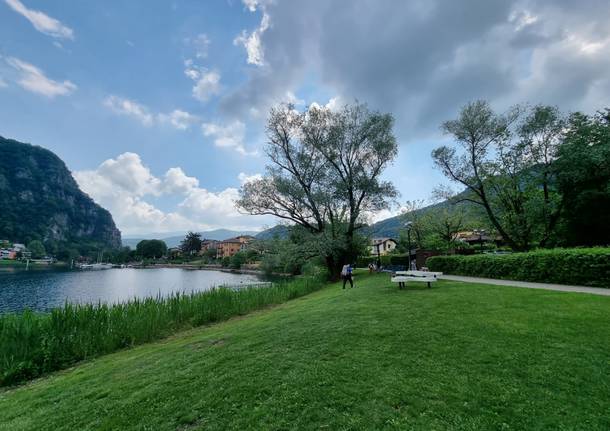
[{"xmin": 1, "ymin": 272, "xmax": 608, "ymax": 430}]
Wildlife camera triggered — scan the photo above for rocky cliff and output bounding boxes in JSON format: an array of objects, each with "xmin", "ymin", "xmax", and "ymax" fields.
[{"xmin": 0, "ymin": 136, "xmax": 121, "ymax": 250}]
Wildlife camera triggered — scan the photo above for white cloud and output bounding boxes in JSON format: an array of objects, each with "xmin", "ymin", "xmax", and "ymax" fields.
[
  {"xmin": 157, "ymin": 109, "xmax": 198, "ymax": 130},
  {"xmin": 509, "ymin": 10, "xmax": 538, "ymax": 32},
  {"xmin": 5, "ymin": 57, "xmax": 76, "ymax": 97},
  {"xmin": 238, "ymin": 172, "xmax": 263, "ymax": 185},
  {"xmin": 188, "ymin": 68, "xmax": 221, "ymax": 102},
  {"xmin": 285, "ymin": 91, "xmax": 305, "ymax": 106},
  {"xmin": 189, "ymin": 33, "xmax": 211, "ymax": 59},
  {"xmin": 309, "ymin": 96, "xmax": 342, "ymax": 112},
  {"xmin": 5, "ymin": 0, "xmax": 74, "ymax": 40},
  {"xmin": 202, "ymin": 120, "xmax": 256, "ymax": 156},
  {"xmin": 242, "ymin": 0, "xmax": 261, "ymax": 12},
  {"xmin": 233, "ymin": 8, "xmax": 270, "ymax": 66},
  {"xmin": 94, "ymin": 152, "xmax": 161, "ymax": 196},
  {"xmin": 74, "ymin": 153, "xmax": 271, "ymax": 235},
  {"xmin": 103, "ymin": 95, "xmax": 154, "ymax": 126},
  {"xmin": 163, "ymin": 167, "xmax": 199, "ymax": 194},
  {"xmin": 104, "ymin": 97, "xmax": 197, "ymax": 130}
]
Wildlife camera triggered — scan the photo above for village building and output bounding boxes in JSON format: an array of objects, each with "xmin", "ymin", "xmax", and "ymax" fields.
[
  {"xmin": 0, "ymin": 249, "xmax": 17, "ymax": 259},
  {"xmin": 12, "ymin": 243, "xmax": 26, "ymax": 252},
  {"xmin": 216, "ymin": 235, "xmax": 255, "ymax": 258},
  {"xmin": 455, "ymin": 230, "xmax": 503, "ymax": 247},
  {"xmin": 369, "ymin": 238, "xmax": 398, "ymax": 256},
  {"xmin": 199, "ymin": 239, "xmax": 220, "ymax": 255}
]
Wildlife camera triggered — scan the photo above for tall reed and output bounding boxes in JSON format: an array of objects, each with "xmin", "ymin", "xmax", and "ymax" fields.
[{"xmin": 0, "ymin": 277, "xmax": 324, "ymax": 386}]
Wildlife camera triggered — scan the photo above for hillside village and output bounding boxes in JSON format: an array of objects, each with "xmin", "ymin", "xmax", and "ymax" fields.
[{"xmin": 0, "ymin": 240, "xmax": 30, "ymax": 260}]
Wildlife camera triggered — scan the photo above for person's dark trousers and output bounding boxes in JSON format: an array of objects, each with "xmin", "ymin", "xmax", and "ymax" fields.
[{"xmin": 342, "ymin": 275, "xmax": 353, "ymax": 289}]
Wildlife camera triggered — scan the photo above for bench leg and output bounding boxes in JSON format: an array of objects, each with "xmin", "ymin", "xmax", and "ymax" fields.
[{"xmin": 427, "ymin": 282, "xmax": 431, "ymax": 288}]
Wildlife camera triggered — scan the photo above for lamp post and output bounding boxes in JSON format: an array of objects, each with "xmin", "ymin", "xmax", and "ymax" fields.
[{"xmin": 404, "ymin": 221, "xmax": 413, "ymax": 270}]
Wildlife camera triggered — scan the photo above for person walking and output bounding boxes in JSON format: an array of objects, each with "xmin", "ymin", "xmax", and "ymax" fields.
[{"xmin": 341, "ymin": 263, "xmax": 354, "ymax": 289}]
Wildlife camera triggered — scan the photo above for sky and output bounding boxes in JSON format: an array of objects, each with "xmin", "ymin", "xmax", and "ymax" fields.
[{"xmin": 1, "ymin": 0, "xmax": 609, "ymax": 237}]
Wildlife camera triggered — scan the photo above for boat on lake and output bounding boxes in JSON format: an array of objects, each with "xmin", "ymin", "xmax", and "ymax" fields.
[{"xmin": 77, "ymin": 263, "xmax": 113, "ymax": 270}]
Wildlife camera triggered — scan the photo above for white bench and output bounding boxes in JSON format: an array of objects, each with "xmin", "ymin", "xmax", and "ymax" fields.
[{"xmin": 391, "ymin": 270, "xmax": 443, "ymax": 289}]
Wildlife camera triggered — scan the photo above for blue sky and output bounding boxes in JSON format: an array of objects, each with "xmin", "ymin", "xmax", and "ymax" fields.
[{"xmin": 1, "ymin": 0, "xmax": 609, "ymax": 236}]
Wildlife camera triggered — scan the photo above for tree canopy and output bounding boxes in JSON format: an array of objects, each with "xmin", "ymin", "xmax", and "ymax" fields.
[
  {"xmin": 432, "ymin": 101, "xmax": 610, "ymax": 250},
  {"xmin": 432, "ymin": 101, "xmax": 568, "ymax": 251},
  {"xmin": 238, "ymin": 102, "xmax": 398, "ymax": 278},
  {"xmin": 180, "ymin": 232, "xmax": 202, "ymax": 255},
  {"xmin": 136, "ymin": 240, "xmax": 167, "ymax": 259}
]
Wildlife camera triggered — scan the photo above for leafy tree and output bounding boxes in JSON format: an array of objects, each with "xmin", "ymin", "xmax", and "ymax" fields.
[
  {"xmin": 203, "ymin": 248, "xmax": 217, "ymax": 260},
  {"xmin": 432, "ymin": 101, "xmax": 567, "ymax": 251},
  {"xmin": 112, "ymin": 246, "xmax": 132, "ymax": 264},
  {"xmin": 56, "ymin": 247, "xmax": 79, "ymax": 263},
  {"xmin": 397, "ymin": 200, "xmax": 428, "ymax": 250},
  {"xmin": 27, "ymin": 240, "xmax": 46, "ymax": 258},
  {"xmin": 180, "ymin": 231, "xmax": 202, "ymax": 255},
  {"xmin": 516, "ymin": 105, "xmax": 566, "ymax": 246},
  {"xmin": 554, "ymin": 109, "xmax": 610, "ymax": 246},
  {"xmin": 238, "ymin": 102, "xmax": 398, "ymax": 279},
  {"xmin": 420, "ymin": 207, "xmax": 466, "ymax": 252},
  {"xmin": 229, "ymin": 251, "xmax": 248, "ymax": 269},
  {"xmin": 136, "ymin": 240, "xmax": 167, "ymax": 259}
]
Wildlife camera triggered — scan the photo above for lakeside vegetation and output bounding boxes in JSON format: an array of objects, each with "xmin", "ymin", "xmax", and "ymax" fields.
[
  {"xmin": 0, "ymin": 275, "xmax": 325, "ymax": 387},
  {"xmin": 1, "ymin": 272, "xmax": 608, "ymax": 430},
  {"xmin": 427, "ymin": 247, "xmax": 610, "ymax": 288}
]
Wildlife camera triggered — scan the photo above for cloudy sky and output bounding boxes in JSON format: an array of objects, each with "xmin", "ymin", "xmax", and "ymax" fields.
[{"xmin": 1, "ymin": 0, "xmax": 609, "ymax": 236}]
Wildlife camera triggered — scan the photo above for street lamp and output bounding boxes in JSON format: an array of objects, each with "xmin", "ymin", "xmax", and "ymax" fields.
[{"xmin": 404, "ymin": 221, "xmax": 413, "ymax": 270}]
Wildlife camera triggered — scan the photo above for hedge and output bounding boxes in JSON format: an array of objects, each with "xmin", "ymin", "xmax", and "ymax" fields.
[{"xmin": 426, "ymin": 247, "xmax": 610, "ymax": 288}]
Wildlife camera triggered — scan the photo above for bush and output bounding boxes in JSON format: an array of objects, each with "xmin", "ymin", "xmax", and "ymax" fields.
[
  {"xmin": 229, "ymin": 251, "xmax": 248, "ymax": 269},
  {"xmin": 0, "ymin": 277, "xmax": 325, "ymax": 387},
  {"xmin": 427, "ymin": 247, "xmax": 610, "ymax": 288}
]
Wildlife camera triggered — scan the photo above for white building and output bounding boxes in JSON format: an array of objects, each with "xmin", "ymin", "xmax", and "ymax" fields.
[
  {"xmin": 369, "ymin": 238, "xmax": 398, "ymax": 256},
  {"xmin": 12, "ymin": 243, "xmax": 26, "ymax": 252}
]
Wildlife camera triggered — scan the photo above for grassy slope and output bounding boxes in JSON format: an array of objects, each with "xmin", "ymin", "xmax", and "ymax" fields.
[{"xmin": 1, "ymin": 273, "xmax": 609, "ymax": 430}]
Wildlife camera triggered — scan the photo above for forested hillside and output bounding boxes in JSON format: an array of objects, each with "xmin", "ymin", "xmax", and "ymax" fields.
[{"xmin": 0, "ymin": 136, "xmax": 121, "ymax": 254}]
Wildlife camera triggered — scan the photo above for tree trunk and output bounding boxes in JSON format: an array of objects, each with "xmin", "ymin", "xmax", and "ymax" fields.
[{"xmin": 326, "ymin": 255, "xmax": 342, "ymax": 281}]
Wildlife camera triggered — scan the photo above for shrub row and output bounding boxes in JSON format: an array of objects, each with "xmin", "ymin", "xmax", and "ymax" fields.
[
  {"xmin": 426, "ymin": 247, "xmax": 610, "ymax": 288},
  {"xmin": 0, "ymin": 276, "xmax": 324, "ymax": 386}
]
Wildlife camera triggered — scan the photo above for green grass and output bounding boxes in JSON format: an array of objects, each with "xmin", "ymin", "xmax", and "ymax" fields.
[
  {"xmin": 0, "ymin": 277, "xmax": 323, "ymax": 386},
  {"xmin": 0, "ymin": 260, "xmax": 25, "ymax": 266},
  {"xmin": 1, "ymin": 272, "xmax": 609, "ymax": 430}
]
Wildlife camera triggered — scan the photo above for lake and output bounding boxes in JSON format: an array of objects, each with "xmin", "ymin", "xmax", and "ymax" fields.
[{"xmin": 0, "ymin": 267, "xmax": 266, "ymax": 313}]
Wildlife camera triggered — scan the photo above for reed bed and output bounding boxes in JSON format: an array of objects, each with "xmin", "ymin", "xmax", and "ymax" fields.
[{"xmin": 0, "ymin": 276, "xmax": 324, "ymax": 386}]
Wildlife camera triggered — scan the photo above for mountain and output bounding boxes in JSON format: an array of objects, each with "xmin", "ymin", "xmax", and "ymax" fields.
[
  {"xmin": 122, "ymin": 229, "xmax": 259, "ymax": 249},
  {"xmin": 254, "ymin": 191, "xmax": 484, "ymax": 241},
  {"xmin": 255, "ymin": 225, "xmax": 290, "ymax": 240},
  {"xmin": 0, "ymin": 136, "xmax": 121, "ymax": 250}
]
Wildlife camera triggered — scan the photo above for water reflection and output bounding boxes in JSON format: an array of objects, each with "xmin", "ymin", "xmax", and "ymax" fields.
[{"xmin": 0, "ymin": 268, "xmax": 265, "ymax": 313}]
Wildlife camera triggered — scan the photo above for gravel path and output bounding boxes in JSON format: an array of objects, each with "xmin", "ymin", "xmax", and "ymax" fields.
[{"xmin": 439, "ymin": 275, "xmax": 610, "ymax": 296}]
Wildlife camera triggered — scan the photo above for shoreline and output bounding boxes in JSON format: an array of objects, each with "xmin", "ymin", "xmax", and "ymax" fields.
[{"xmin": 129, "ymin": 263, "xmax": 291, "ymax": 277}]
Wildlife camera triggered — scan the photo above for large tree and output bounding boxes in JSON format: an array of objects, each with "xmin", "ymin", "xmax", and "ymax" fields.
[
  {"xmin": 432, "ymin": 101, "xmax": 567, "ymax": 251},
  {"xmin": 237, "ymin": 102, "xmax": 398, "ymax": 278},
  {"xmin": 136, "ymin": 239, "xmax": 167, "ymax": 259},
  {"xmin": 554, "ymin": 109, "xmax": 610, "ymax": 246},
  {"xmin": 180, "ymin": 231, "xmax": 202, "ymax": 255}
]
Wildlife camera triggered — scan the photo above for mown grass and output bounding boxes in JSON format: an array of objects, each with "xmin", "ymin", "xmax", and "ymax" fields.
[
  {"xmin": 0, "ymin": 276, "xmax": 324, "ymax": 386},
  {"xmin": 1, "ymin": 272, "xmax": 609, "ymax": 430}
]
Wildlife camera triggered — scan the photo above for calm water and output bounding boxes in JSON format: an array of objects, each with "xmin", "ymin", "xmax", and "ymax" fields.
[{"xmin": 0, "ymin": 267, "xmax": 266, "ymax": 313}]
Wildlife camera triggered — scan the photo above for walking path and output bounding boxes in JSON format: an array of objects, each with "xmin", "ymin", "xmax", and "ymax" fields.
[{"xmin": 439, "ymin": 275, "xmax": 610, "ymax": 296}]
